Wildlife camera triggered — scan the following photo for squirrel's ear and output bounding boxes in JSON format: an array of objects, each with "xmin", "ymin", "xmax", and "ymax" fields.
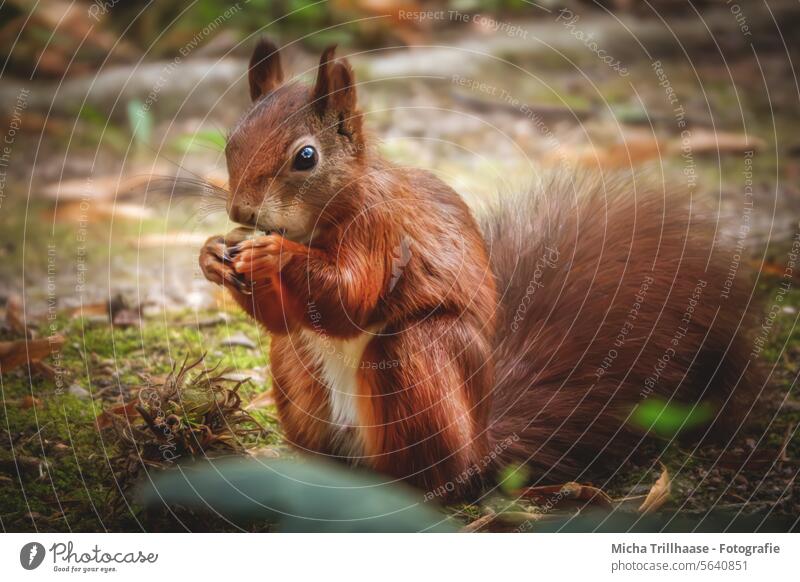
[
  {"xmin": 311, "ymin": 45, "xmax": 358, "ymax": 118},
  {"xmin": 248, "ymin": 38, "xmax": 284, "ymax": 101}
]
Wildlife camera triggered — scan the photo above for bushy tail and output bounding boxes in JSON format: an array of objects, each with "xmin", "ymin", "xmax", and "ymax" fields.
[{"xmin": 480, "ymin": 171, "xmax": 763, "ymax": 483}]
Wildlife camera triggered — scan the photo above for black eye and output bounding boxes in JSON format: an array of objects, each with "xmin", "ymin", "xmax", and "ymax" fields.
[{"xmin": 292, "ymin": 145, "xmax": 318, "ymax": 171}]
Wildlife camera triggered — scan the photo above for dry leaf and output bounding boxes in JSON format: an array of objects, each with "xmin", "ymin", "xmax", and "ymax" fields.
[
  {"xmin": 669, "ymin": 130, "xmax": 765, "ymax": 155},
  {"xmin": 5, "ymin": 396, "xmax": 42, "ymax": 408},
  {"xmin": 31, "ymin": 361, "xmax": 57, "ymax": 379},
  {"xmin": 515, "ymin": 481, "xmax": 613, "ymax": 508},
  {"xmin": 96, "ymin": 400, "xmax": 141, "ymax": 430},
  {"xmin": 248, "ymin": 446, "xmax": 281, "ymax": 459},
  {"xmin": 5, "ymin": 294, "xmax": 29, "ymax": 337},
  {"xmin": 20, "ymin": 396, "xmax": 41, "ymax": 409},
  {"xmin": 24, "ymin": 0, "xmax": 137, "ymax": 56},
  {"xmin": 0, "ymin": 336, "xmax": 64, "ymax": 372},
  {"xmin": 69, "ymin": 302, "xmax": 109, "ymax": 319},
  {"xmin": 461, "ymin": 509, "xmax": 496, "ymax": 533},
  {"xmin": 43, "ymin": 201, "xmax": 153, "ymax": 223},
  {"xmin": 779, "ymin": 424, "xmax": 794, "ymax": 463},
  {"xmin": 43, "ymin": 173, "xmax": 153, "ymax": 201},
  {"xmin": 638, "ymin": 465, "xmax": 671, "ymax": 514},
  {"xmin": 543, "ymin": 138, "xmax": 664, "ymax": 170}
]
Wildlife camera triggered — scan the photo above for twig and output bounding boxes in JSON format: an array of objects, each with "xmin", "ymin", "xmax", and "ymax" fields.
[
  {"xmin": 779, "ymin": 423, "xmax": 795, "ymax": 462},
  {"xmin": 461, "ymin": 509, "xmax": 496, "ymax": 533},
  {"xmin": 23, "ymin": 422, "xmax": 53, "ymax": 445}
]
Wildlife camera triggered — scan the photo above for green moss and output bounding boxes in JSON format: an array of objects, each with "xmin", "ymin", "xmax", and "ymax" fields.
[{"xmin": 0, "ymin": 305, "xmax": 279, "ymax": 532}]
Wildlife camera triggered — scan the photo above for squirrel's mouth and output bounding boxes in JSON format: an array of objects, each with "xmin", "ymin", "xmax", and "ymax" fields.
[
  {"xmin": 256, "ymin": 219, "xmax": 314, "ymax": 244},
  {"xmin": 249, "ymin": 207, "xmax": 315, "ymax": 244},
  {"xmin": 261, "ymin": 227, "xmax": 286, "ymax": 237}
]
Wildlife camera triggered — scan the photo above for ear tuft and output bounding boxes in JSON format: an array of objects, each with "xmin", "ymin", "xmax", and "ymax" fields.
[
  {"xmin": 248, "ymin": 38, "xmax": 284, "ymax": 101},
  {"xmin": 330, "ymin": 60, "xmax": 355, "ymax": 105},
  {"xmin": 312, "ymin": 45, "xmax": 357, "ymax": 117},
  {"xmin": 311, "ymin": 45, "xmax": 338, "ymax": 113}
]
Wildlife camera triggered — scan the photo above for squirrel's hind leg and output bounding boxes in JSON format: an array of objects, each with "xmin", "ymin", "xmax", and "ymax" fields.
[{"xmin": 356, "ymin": 316, "xmax": 493, "ymax": 501}]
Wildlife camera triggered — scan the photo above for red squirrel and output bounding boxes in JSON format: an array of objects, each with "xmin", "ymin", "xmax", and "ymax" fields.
[{"xmin": 199, "ymin": 39, "xmax": 762, "ymax": 500}]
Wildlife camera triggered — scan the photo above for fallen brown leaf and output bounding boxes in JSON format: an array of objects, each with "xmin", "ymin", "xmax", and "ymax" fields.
[
  {"xmin": 5, "ymin": 294, "xmax": 29, "ymax": 337},
  {"xmin": 639, "ymin": 465, "xmax": 671, "ymax": 514},
  {"xmin": 779, "ymin": 424, "xmax": 794, "ymax": 462},
  {"xmin": 19, "ymin": 0, "xmax": 138, "ymax": 56},
  {"xmin": 43, "ymin": 201, "xmax": 153, "ymax": 223},
  {"xmin": 461, "ymin": 509, "xmax": 496, "ymax": 533},
  {"xmin": 69, "ymin": 302, "xmax": 109, "ymax": 319},
  {"xmin": 20, "ymin": 396, "xmax": 41, "ymax": 409},
  {"xmin": 669, "ymin": 130, "xmax": 765, "ymax": 155},
  {"xmin": 0, "ymin": 336, "xmax": 64, "ymax": 372},
  {"xmin": 5, "ymin": 396, "xmax": 43, "ymax": 408},
  {"xmin": 515, "ymin": 481, "xmax": 613, "ymax": 508},
  {"xmin": 248, "ymin": 446, "xmax": 281, "ymax": 459},
  {"xmin": 96, "ymin": 400, "xmax": 141, "ymax": 430},
  {"xmin": 43, "ymin": 173, "xmax": 153, "ymax": 202},
  {"xmin": 31, "ymin": 361, "xmax": 57, "ymax": 380}
]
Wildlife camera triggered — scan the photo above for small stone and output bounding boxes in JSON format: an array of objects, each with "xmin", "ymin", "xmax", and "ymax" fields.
[
  {"xmin": 68, "ymin": 384, "xmax": 91, "ymax": 399},
  {"xmin": 220, "ymin": 332, "xmax": 257, "ymax": 350}
]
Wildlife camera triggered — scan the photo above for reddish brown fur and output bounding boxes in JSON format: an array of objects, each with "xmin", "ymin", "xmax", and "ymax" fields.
[
  {"xmin": 483, "ymin": 173, "xmax": 762, "ymax": 484},
  {"xmin": 199, "ymin": 40, "xmax": 762, "ymax": 500}
]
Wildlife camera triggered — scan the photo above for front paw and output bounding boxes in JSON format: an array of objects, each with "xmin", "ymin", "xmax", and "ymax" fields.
[
  {"xmin": 199, "ymin": 235, "xmax": 253, "ymax": 295},
  {"xmin": 232, "ymin": 234, "xmax": 297, "ymax": 281}
]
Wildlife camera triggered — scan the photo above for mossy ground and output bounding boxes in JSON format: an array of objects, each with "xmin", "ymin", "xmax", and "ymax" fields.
[
  {"xmin": 0, "ymin": 306, "xmax": 286, "ymax": 531},
  {"xmin": 1, "ymin": 282, "xmax": 797, "ymax": 531}
]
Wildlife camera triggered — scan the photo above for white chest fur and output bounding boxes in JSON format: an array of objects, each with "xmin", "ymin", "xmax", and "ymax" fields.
[{"xmin": 298, "ymin": 328, "xmax": 378, "ymax": 455}]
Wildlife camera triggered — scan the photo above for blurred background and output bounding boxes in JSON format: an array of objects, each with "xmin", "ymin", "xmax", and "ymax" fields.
[
  {"xmin": 2, "ymin": 0, "xmax": 799, "ymax": 310},
  {"xmin": 1, "ymin": 0, "xmax": 799, "ymax": 532}
]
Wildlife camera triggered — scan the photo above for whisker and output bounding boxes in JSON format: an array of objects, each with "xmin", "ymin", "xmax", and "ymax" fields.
[
  {"xmin": 197, "ymin": 204, "xmax": 227, "ymax": 219},
  {"xmin": 143, "ymin": 142, "xmax": 225, "ymax": 185},
  {"xmin": 179, "ymin": 201, "xmax": 229, "ymax": 228},
  {"xmin": 144, "ymin": 175, "xmax": 230, "ymax": 201}
]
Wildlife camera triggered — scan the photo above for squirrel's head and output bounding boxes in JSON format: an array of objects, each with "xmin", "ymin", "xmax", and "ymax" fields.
[{"xmin": 225, "ymin": 39, "xmax": 365, "ymax": 243}]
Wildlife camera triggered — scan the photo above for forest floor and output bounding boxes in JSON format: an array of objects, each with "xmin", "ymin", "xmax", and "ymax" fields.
[{"xmin": 1, "ymin": 280, "xmax": 797, "ymax": 532}]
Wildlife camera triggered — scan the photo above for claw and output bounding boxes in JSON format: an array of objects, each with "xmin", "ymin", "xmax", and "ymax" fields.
[
  {"xmin": 208, "ymin": 246, "xmax": 225, "ymax": 261},
  {"xmin": 221, "ymin": 270, "xmax": 249, "ymax": 295},
  {"xmin": 225, "ymin": 244, "xmax": 242, "ymax": 261},
  {"xmin": 234, "ymin": 274, "xmax": 249, "ymax": 290},
  {"xmin": 233, "ymin": 277, "xmax": 253, "ymax": 295}
]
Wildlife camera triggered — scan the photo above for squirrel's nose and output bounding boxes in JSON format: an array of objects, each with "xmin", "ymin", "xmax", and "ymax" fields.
[{"xmin": 229, "ymin": 205, "xmax": 256, "ymax": 226}]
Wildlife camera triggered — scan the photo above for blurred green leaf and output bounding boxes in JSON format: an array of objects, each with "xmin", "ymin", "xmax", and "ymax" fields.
[
  {"xmin": 497, "ymin": 463, "xmax": 528, "ymax": 494},
  {"xmin": 450, "ymin": 0, "xmax": 485, "ymax": 10},
  {"xmin": 78, "ymin": 103, "xmax": 107, "ymax": 127},
  {"xmin": 630, "ymin": 398, "xmax": 715, "ymax": 438},
  {"xmin": 127, "ymin": 99, "xmax": 153, "ymax": 149},
  {"xmin": 139, "ymin": 456, "xmax": 456, "ymax": 532},
  {"xmin": 170, "ymin": 129, "xmax": 227, "ymax": 154},
  {"xmin": 77, "ymin": 104, "xmax": 130, "ymax": 152},
  {"xmin": 612, "ymin": 103, "xmax": 649, "ymax": 124}
]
